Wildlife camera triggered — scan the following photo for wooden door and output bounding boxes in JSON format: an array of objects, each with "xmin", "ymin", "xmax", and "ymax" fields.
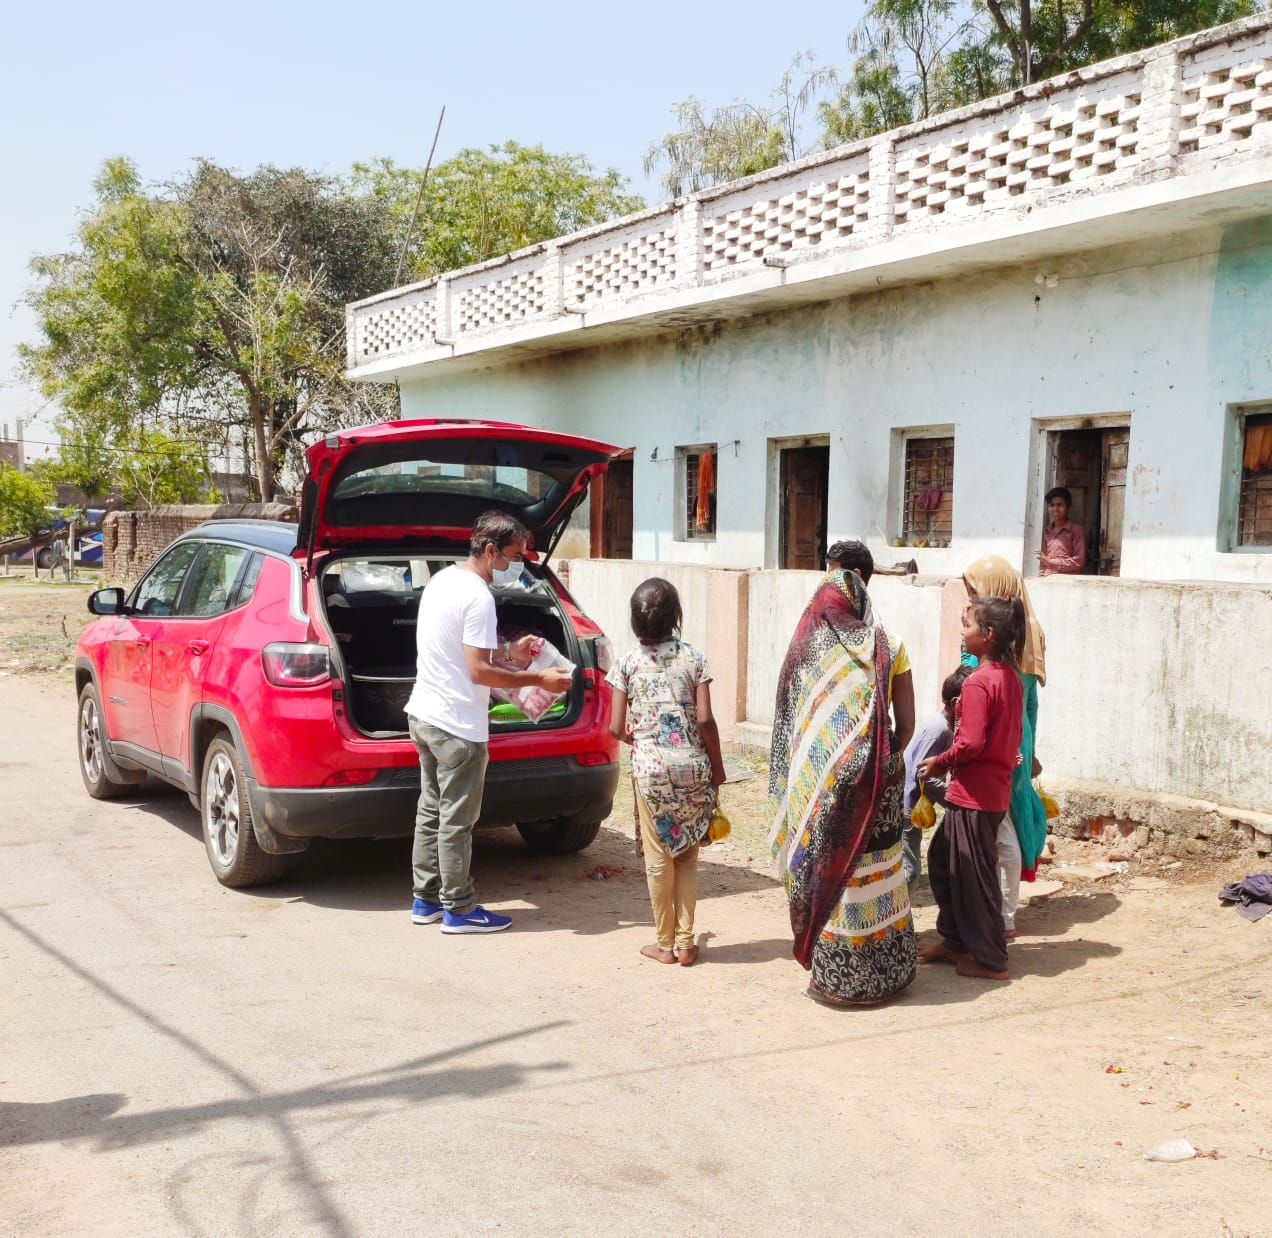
[
  {"xmin": 589, "ymin": 454, "xmax": 633, "ymax": 559},
  {"xmin": 779, "ymin": 447, "xmax": 829, "ymax": 570},
  {"xmin": 1099, "ymin": 428, "xmax": 1129, "ymax": 577},
  {"xmin": 1051, "ymin": 430, "xmax": 1100, "ymax": 572}
]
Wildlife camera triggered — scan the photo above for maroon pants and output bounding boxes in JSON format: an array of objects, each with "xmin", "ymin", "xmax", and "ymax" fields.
[{"xmin": 928, "ymin": 805, "xmax": 1008, "ymax": 972}]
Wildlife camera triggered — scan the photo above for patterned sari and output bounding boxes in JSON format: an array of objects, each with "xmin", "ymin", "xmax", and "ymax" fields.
[{"xmin": 768, "ymin": 571, "xmax": 916, "ymax": 1005}]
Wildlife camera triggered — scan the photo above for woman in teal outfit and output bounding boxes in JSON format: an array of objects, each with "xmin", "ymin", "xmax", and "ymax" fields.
[{"xmin": 960, "ymin": 556, "xmax": 1048, "ymax": 938}]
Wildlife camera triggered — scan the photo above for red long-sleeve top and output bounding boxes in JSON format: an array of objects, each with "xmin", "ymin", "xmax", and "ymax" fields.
[{"xmin": 928, "ymin": 661, "xmax": 1023, "ymax": 812}]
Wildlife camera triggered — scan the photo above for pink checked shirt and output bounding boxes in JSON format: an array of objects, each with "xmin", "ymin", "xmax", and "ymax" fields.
[{"xmin": 1040, "ymin": 521, "xmax": 1086, "ymax": 575}]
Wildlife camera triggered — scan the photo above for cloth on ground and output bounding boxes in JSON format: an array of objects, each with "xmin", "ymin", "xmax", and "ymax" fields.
[{"xmin": 1218, "ymin": 871, "xmax": 1272, "ymax": 922}]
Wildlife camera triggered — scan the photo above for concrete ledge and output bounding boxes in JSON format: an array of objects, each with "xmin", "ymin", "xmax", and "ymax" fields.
[
  {"xmin": 1047, "ymin": 776, "xmax": 1272, "ymax": 862},
  {"xmin": 733, "ymin": 721, "xmax": 773, "ymax": 757}
]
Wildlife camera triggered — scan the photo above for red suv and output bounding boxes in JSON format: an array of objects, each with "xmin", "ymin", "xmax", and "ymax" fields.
[{"xmin": 74, "ymin": 420, "xmax": 623, "ymax": 887}]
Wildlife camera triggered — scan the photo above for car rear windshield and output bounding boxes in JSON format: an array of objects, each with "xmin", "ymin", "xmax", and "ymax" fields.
[{"xmin": 329, "ymin": 444, "xmax": 575, "ymax": 516}]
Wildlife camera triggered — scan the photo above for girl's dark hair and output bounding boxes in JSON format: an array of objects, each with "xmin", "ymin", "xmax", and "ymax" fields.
[
  {"xmin": 971, "ymin": 596, "xmax": 1025, "ymax": 667},
  {"xmin": 630, "ymin": 577, "xmax": 682, "ymax": 644},
  {"xmin": 941, "ymin": 665, "xmax": 973, "ymax": 706}
]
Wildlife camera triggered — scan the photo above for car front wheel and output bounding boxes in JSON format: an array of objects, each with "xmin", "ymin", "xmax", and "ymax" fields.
[
  {"xmin": 516, "ymin": 819, "xmax": 602, "ymax": 855},
  {"xmin": 201, "ymin": 736, "xmax": 289, "ymax": 888},
  {"xmin": 77, "ymin": 683, "xmax": 139, "ymax": 800}
]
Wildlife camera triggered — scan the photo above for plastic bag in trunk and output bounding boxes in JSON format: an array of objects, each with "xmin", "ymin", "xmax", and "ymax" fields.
[{"xmin": 491, "ymin": 635, "xmax": 575, "ymax": 722}]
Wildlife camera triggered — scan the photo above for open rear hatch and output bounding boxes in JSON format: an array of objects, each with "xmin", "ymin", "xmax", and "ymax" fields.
[
  {"xmin": 297, "ymin": 419, "xmax": 623, "ymax": 569},
  {"xmin": 297, "ymin": 417, "xmax": 623, "ymax": 740}
]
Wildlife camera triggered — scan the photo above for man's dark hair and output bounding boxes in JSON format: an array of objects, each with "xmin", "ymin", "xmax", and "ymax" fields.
[
  {"xmin": 1044, "ymin": 486, "xmax": 1073, "ymax": 508},
  {"xmin": 826, "ymin": 539, "xmax": 874, "ymax": 584},
  {"xmin": 941, "ymin": 665, "xmax": 972, "ymax": 707},
  {"xmin": 470, "ymin": 510, "xmax": 528, "ymax": 557},
  {"xmin": 630, "ymin": 577, "xmax": 683, "ymax": 644}
]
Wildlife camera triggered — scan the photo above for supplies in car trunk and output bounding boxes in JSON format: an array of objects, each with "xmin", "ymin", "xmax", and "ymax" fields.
[{"xmin": 491, "ymin": 632, "xmax": 575, "ymax": 722}]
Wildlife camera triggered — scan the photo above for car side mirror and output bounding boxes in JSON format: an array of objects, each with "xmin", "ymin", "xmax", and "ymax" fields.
[{"xmin": 88, "ymin": 587, "xmax": 127, "ymax": 616}]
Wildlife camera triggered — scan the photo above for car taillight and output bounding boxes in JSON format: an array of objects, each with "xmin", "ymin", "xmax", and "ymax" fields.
[
  {"xmin": 261, "ymin": 643, "xmax": 331, "ymax": 687},
  {"xmin": 593, "ymin": 636, "xmax": 614, "ymax": 674},
  {"xmin": 576, "ymin": 751, "xmax": 610, "ymax": 767},
  {"xmin": 322, "ymin": 769, "xmax": 378, "ymax": 787}
]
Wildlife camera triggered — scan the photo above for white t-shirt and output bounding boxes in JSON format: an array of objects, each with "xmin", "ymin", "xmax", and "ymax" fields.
[{"xmin": 404, "ymin": 564, "xmax": 497, "ymax": 741}]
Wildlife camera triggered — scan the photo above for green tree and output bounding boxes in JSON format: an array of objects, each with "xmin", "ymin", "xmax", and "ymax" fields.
[
  {"xmin": 979, "ymin": 0, "xmax": 1263, "ymax": 87},
  {"xmin": 645, "ymin": 53, "xmax": 837, "ymax": 196},
  {"xmin": 22, "ymin": 158, "xmax": 399, "ymax": 503},
  {"xmin": 352, "ymin": 142, "xmax": 644, "ymax": 280},
  {"xmin": 0, "ymin": 465, "xmax": 54, "ymax": 538}
]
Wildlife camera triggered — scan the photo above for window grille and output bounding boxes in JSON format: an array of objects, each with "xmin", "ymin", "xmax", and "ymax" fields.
[
  {"xmin": 684, "ymin": 448, "xmax": 717, "ymax": 540},
  {"xmin": 901, "ymin": 436, "xmax": 954, "ymax": 547},
  {"xmin": 1238, "ymin": 412, "xmax": 1272, "ymax": 548}
]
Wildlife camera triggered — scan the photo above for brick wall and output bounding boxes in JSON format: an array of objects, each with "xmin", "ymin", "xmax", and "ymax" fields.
[{"xmin": 102, "ymin": 503, "xmax": 298, "ymax": 580}]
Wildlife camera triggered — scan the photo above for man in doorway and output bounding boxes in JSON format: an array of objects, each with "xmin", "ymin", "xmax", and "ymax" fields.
[
  {"xmin": 826, "ymin": 539, "xmax": 874, "ymax": 584},
  {"xmin": 405, "ymin": 510, "xmax": 573, "ymax": 935},
  {"xmin": 1037, "ymin": 487, "xmax": 1086, "ymax": 576}
]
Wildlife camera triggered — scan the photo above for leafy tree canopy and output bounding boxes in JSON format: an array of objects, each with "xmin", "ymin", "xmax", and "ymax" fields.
[
  {"xmin": 22, "ymin": 158, "xmax": 399, "ymax": 502},
  {"xmin": 0, "ymin": 464, "xmax": 54, "ymax": 538},
  {"xmin": 645, "ymin": 2, "xmax": 1265, "ymax": 188},
  {"xmin": 351, "ymin": 142, "xmax": 644, "ymax": 280}
]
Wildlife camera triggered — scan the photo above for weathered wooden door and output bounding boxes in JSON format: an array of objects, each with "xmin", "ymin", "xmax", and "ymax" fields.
[
  {"xmin": 779, "ymin": 446, "xmax": 829, "ymax": 570},
  {"xmin": 1098, "ymin": 427, "xmax": 1129, "ymax": 577},
  {"xmin": 590, "ymin": 454, "xmax": 633, "ymax": 559},
  {"xmin": 1051, "ymin": 430, "xmax": 1100, "ymax": 571}
]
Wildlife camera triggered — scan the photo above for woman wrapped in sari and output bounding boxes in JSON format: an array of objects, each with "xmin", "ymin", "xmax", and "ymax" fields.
[{"xmin": 768, "ymin": 570, "xmax": 917, "ymax": 1007}]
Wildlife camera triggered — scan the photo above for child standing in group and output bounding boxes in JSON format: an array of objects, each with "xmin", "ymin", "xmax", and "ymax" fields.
[
  {"xmin": 901, "ymin": 667, "xmax": 971, "ymax": 897},
  {"xmin": 916, "ymin": 597, "xmax": 1025, "ymax": 981},
  {"xmin": 607, "ymin": 578, "xmax": 726, "ymax": 967}
]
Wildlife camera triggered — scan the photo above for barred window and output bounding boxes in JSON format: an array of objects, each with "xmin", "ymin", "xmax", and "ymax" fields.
[
  {"xmin": 682, "ymin": 446, "xmax": 717, "ymax": 541},
  {"xmin": 1237, "ymin": 412, "xmax": 1272, "ymax": 547},
  {"xmin": 901, "ymin": 436, "xmax": 954, "ymax": 548}
]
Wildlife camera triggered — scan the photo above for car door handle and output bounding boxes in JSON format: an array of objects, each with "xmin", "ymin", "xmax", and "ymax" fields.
[
  {"xmin": 135, "ymin": 635, "xmax": 153, "ymax": 647},
  {"xmin": 188, "ymin": 639, "xmax": 211, "ymax": 655}
]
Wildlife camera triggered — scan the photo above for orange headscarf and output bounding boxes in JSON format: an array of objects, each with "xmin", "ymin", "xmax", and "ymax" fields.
[{"xmin": 962, "ymin": 555, "xmax": 1047, "ymax": 686}]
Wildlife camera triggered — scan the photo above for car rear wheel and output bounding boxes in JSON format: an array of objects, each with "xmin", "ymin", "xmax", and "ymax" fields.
[
  {"xmin": 516, "ymin": 819, "xmax": 602, "ymax": 855},
  {"xmin": 77, "ymin": 683, "xmax": 138, "ymax": 800},
  {"xmin": 201, "ymin": 736, "xmax": 289, "ymax": 888},
  {"xmin": 35, "ymin": 546, "xmax": 53, "ymax": 570}
]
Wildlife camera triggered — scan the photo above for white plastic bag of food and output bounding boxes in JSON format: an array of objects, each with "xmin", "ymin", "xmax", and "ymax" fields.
[{"xmin": 491, "ymin": 636, "xmax": 575, "ymax": 722}]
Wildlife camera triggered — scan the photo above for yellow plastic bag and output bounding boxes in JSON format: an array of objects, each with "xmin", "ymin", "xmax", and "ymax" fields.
[
  {"xmin": 1036, "ymin": 785, "xmax": 1061, "ymax": 820},
  {"xmin": 707, "ymin": 805, "xmax": 732, "ymax": 843},
  {"xmin": 910, "ymin": 787, "xmax": 936, "ymax": 830}
]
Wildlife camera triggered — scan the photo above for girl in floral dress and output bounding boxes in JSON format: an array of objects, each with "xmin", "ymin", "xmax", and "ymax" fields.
[{"xmin": 608, "ymin": 578, "xmax": 726, "ymax": 967}]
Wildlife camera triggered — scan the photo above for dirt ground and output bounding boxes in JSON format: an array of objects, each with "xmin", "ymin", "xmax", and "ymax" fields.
[{"xmin": 1, "ymin": 581, "xmax": 1270, "ymax": 1237}]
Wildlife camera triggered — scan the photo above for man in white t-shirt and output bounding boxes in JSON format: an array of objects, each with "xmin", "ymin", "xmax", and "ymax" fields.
[{"xmin": 406, "ymin": 511, "xmax": 573, "ymax": 934}]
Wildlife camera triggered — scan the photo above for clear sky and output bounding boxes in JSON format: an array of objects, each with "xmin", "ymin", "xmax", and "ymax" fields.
[{"xmin": 0, "ymin": 0, "xmax": 866, "ymax": 456}]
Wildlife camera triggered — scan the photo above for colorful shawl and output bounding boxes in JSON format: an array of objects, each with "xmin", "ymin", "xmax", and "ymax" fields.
[{"xmin": 767, "ymin": 570, "xmax": 895, "ymax": 969}]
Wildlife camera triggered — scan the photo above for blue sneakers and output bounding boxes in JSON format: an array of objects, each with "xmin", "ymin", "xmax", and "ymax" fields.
[
  {"xmin": 440, "ymin": 905, "xmax": 512, "ymax": 934},
  {"xmin": 411, "ymin": 898, "xmax": 443, "ymax": 925}
]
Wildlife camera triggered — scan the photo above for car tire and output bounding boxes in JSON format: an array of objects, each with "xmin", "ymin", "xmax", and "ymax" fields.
[
  {"xmin": 77, "ymin": 683, "xmax": 139, "ymax": 800},
  {"xmin": 516, "ymin": 819, "xmax": 602, "ymax": 855},
  {"xmin": 201, "ymin": 736, "xmax": 289, "ymax": 888},
  {"xmin": 35, "ymin": 546, "xmax": 53, "ymax": 570}
]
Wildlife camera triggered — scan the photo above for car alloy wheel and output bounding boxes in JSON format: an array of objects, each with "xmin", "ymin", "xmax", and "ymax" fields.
[
  {"xmin": 199, "ymin": 736, "xmax": 288, "ymax": 888},
  {"xmin": 204, "ymin": 747, "xmax": 241, "ymax": 868},
  {"xmin": 76, "ymin": 682, "xmax": 137, "ymax": 800}
]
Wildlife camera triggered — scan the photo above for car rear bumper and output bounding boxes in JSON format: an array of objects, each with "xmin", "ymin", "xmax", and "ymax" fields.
[{"xmin": 247, "ymin": 756, "xmax": 621, "ymax": 844}]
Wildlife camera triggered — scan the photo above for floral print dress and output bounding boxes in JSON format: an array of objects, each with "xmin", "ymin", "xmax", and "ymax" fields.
[{"xmin": 607, "ymin": 640, "xmax": 716, "ymax": 856}]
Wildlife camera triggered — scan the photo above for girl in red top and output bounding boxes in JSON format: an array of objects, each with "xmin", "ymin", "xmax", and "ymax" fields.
[{"xmin": 916, "ymin": 596, "xmax": 1025, "ymax": 981}]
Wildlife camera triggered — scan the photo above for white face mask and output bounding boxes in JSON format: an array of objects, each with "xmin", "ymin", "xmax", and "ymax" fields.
[{"xmin": 491, "ymin": 558, "xmax": 523, "ymax": 587}]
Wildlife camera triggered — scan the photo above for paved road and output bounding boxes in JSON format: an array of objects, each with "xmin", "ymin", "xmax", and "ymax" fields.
[{"xmin": 1, "ymin": 672, "xmax": 1267, "ymax": 1237}]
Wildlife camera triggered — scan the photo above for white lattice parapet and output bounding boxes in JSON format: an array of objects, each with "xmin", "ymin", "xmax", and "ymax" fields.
[{"xmin": 348, "ymin": 13, "xmax": 1272, "ymax": 378}]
